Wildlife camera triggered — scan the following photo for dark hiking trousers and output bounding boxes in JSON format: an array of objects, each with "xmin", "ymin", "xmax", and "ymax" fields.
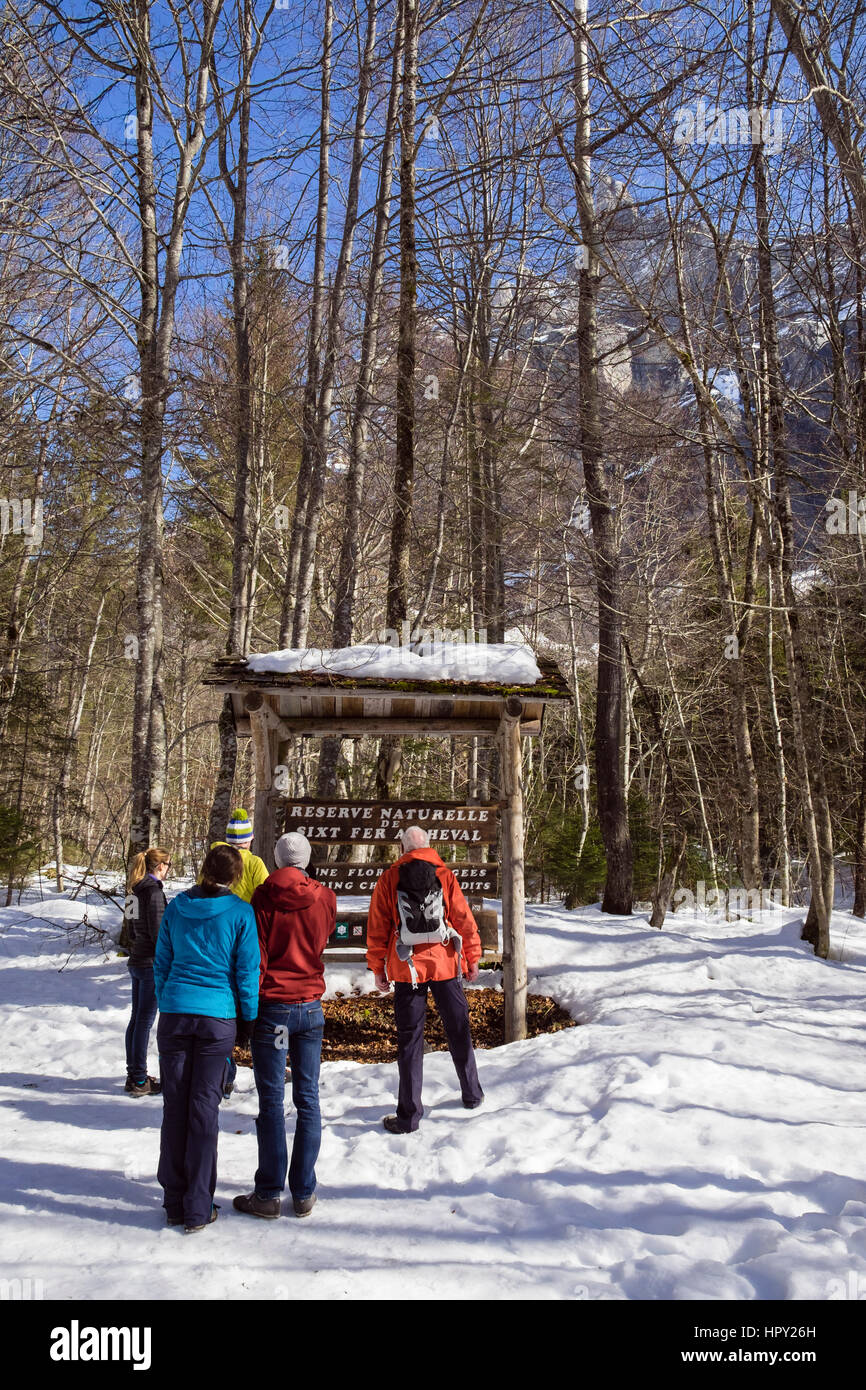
[
  {"xmin": 393, "ymin": 976, "xmax": 483, "ymax": 1129},
  {"xmin": 157, "ymin": 1013, "xmax": 236, "ymax": 1227},
  {"xmin": 125, "ymin": 963, "xmax": 158, "ymax": 1085}
]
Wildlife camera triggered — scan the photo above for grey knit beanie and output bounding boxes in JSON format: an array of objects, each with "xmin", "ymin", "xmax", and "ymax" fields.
[{"xmin": 274, "ymin": 831, "xmax": 312, "ymax": 870}]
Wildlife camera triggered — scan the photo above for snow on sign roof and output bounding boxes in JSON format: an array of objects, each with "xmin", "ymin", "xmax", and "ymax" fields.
[{"xmin": 246, "ymin": 642, "xmax": 543, "ymax": 685}]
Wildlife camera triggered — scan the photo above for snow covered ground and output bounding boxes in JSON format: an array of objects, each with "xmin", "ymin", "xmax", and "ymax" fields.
[{"xmin": 2, "ymin": 872, "xmax": 866, "ymax": 1301}]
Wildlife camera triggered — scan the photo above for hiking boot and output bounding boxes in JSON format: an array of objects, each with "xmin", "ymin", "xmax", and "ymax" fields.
[
  {"xmin": 292, "ymin": 1194, "xmax": 317, "ymax": 1218},
  {"xmin": 127, "ymin": 1076, "xmax": 161, "ymax": 1097},
  {"xmin": 185, "ymin": 1205, "xmax": 218, "ymax": 1233},
  {"xmin": 383, "ymin": 1115, "xmax": 416, "ymax": 1134},
  {"xmin": 233, "ymin": 1192, "xmax": 281, "ymax": 1220},
  {"xmin": 166, "ymin": 1215, "xmax": 184, "ymax": 1227},
  {"xmin": 221, "ymin": 1083, "xmax": 234, "ymax": 1102},
  {"xmin": 463, "ymin": 1093, "xmax": 485, "ymax": 1110}
]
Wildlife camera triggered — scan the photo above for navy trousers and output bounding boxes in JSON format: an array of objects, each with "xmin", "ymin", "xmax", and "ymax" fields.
[
  {"xmin": 125, "ymin": 964, "xmax": 158, "ymax": 1084},
  {"xmin": 393, "ymin": 977, "xmax": 483, "ymax": 1129},
  {"xmin": 157, "ymin": 1013, "xmax": 236, "ymax": 1227}
]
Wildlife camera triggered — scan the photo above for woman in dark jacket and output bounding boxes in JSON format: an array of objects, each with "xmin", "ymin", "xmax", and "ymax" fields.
[
  {"xmin": 154, "ymin": 843, "xmax": 259, "ymax": 1233},
  {"xmin": 125, "ymin": 847, "xmax": 170, "ymax": 1096}
]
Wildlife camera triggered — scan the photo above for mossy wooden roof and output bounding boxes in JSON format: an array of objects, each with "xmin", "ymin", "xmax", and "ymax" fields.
[
  {"xmin": 202, "ymin": 650, "xmax": 571, "ymax": 739},
  {"xmin": 202, "ymin": 652, "xmax": 571, "ymax": 702}
]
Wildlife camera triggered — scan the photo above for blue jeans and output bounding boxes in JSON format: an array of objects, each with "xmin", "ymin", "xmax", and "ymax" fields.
[
  {"xmin": 125, "ymin": 963, "xmax": 158, "ymax": 1084},
  {"xmin": 251, "ymin": 999, "xmax": 324, "ymax": 1202}
]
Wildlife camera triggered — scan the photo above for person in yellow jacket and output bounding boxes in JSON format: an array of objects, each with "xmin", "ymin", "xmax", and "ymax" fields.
[
  {"xmin": 209, "ymin": 809, "xmax": 269, "ymax": 904},
  {"xmin": 207, "ymin": 809, "xmax": 269, "ymax": 1101},
  {"xmin": 197, "ymin": 809, "xmax": 269, "ymax": 904}
]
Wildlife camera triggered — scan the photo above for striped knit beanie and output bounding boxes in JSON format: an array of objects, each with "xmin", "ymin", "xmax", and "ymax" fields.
[{"xmin": 226, "ymin": 808, "xmax": 254, "ymax": 844}]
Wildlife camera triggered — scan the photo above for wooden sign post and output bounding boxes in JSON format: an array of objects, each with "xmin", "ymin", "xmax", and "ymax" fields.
[{"xmin": 499, "ymin": 697, "xmax": 527, "ymax": 1042}]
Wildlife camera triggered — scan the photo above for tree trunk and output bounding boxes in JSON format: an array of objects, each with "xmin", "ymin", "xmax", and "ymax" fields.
[
  {"xmin": 750, "ymin": 10, "xmax": 833, "ymax": 955},
  {"xmin": 385, "ymin": 0, "xmax": 419, "ymax": 633},
  {"xmin": 770, "ymin": 0, "xmax": 866, "ymax": 235},
  {"xmin": 650, "ymin": 831, "xmax": 688, "ymax": 930},
  {"xmin": 53, "ymin": 596, "xmax": 106, "ymax": 892},
  {"xmin": 129, "ymin": 0, "xmax": 221, "ymax": 857},
  {"xmin": 279, "ymin": 0, "xmax": 332, "ymax": 648},
  {"xmin": 207, "ymin": 0, "xmax": 255, "ymax": 839},
  {"xmin": 294, "ymin": 0, "xmax": 378, "ymax": 649},
  {"xmin": 572, "ymin": 0, "xmax": 632, "ymax": 913},
  {"xmin": 332, "ymin": 10, "xmax": 403, "ymax": 649}
]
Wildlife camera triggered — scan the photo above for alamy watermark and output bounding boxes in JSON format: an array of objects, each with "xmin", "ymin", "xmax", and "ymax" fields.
[
  {"xmin": 0, "ymin": 1276, "xmax": 44, "ymax": 1299},
  {"xmin": 49, "ymin": 1321, "xmax": 151, "ymax": 1370},
  {"xmin": 674, "ymin": 99, "xmax": 784, "ymax": 154},
  {"xmin": 825, "ymin": 491, "xmax": 866, "ymax": 534},
  {"xmin": 0, "ymin": 497, "xmax": 43, "ymax": 547},
  {"xmin": 672, "ymin": 881, "xmax": 784, "ymax": 920},
  {"xmin": 826, "ymin": 1271, "xmax": 866, "ymax": 1300}
]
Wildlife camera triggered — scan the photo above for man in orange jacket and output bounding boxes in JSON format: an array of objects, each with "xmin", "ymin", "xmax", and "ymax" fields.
[{"xmin": 367, "ymin": 826, "xmax": 484, "ymax": 1132}]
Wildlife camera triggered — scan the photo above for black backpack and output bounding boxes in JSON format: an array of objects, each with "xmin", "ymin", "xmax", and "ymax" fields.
[{"xmin": 396, "ymin": 859, "xmax": 446, "ymax": 943}]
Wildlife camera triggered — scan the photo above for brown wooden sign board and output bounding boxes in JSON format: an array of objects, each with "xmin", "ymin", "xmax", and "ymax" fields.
[
  {"xmin": 312, "ymin": 863, "xmax": 500, "ymax": 895},
  {"xmin": 282, "ymin": 799, "xmax": 499, "ymax": 844}
]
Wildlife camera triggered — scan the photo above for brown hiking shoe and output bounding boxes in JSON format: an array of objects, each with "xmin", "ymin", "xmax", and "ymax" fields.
[
  {"xmin": 127, "ymin": 1076, "xmax": 161, "ymax": 1097},
  {"xmin": 185, "ymin": 1205, "xmax": 218, "ymax": 1234},
  {"xmin": 233, "ymin": 1192, "xmax": 281, "ymax": 1219}
]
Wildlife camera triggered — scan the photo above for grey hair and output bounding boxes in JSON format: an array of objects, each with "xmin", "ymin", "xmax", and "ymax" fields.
[{"xmin": 400, "ymin": 825, "xmax": 429, "ymax": 851}]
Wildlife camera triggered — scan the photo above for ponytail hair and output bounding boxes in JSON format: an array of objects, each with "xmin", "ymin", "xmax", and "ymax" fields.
[{"xmin": 128, "ymin": 846, "xmax": 171, "ymax": 890}]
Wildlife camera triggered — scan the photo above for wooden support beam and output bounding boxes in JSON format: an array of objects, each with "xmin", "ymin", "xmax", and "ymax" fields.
[
  {"xmin": 264, "ymin": 717, "xmax": 502, "ymax": 738},
  {"xmin": 250, "ymin": 709, "xmax": 278, "ymax": 870},
  {"xmin": 499, "ymin": 695, "xmax": 527, "ymax": 1042}
]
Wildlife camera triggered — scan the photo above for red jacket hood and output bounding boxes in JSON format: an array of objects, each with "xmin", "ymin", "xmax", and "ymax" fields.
[{"xmin": 254, "ymin": 866, "xmax": 323, "ymax": 910}]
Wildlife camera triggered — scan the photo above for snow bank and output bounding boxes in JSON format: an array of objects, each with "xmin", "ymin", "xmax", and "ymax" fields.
[{"xmin": 245, "ymin": 642, "xmax": 542, "ymax": 685}]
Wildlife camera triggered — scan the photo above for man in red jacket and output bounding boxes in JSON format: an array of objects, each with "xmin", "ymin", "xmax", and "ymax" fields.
[
  {"xmin": 233, "ymin": 831, "xmax": 336, "ymax": 1219},
  {"xmin": 367, "ymin": 826, "xmax": 484, "ymax": 1133}
]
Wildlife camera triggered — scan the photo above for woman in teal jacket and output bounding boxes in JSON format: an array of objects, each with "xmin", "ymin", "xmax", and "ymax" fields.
[{"xmin": 154, "ymin": 844, "xmax": 259, "ymax": 1232}]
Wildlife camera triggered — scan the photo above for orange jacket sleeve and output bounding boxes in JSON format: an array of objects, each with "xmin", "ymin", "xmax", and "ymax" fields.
[
  {"xmin": 442, "ymin": 869, "xmax": 482, "ymax": 967},
  {"xmin": 366, "ymin": 867, "xmax": 396, "ymax": 973}
]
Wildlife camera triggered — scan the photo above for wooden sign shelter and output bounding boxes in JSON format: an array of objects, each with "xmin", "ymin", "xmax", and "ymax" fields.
[{"xmin": 203, "ymin": 649, "xmax": 572, "ymax": 1041}]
